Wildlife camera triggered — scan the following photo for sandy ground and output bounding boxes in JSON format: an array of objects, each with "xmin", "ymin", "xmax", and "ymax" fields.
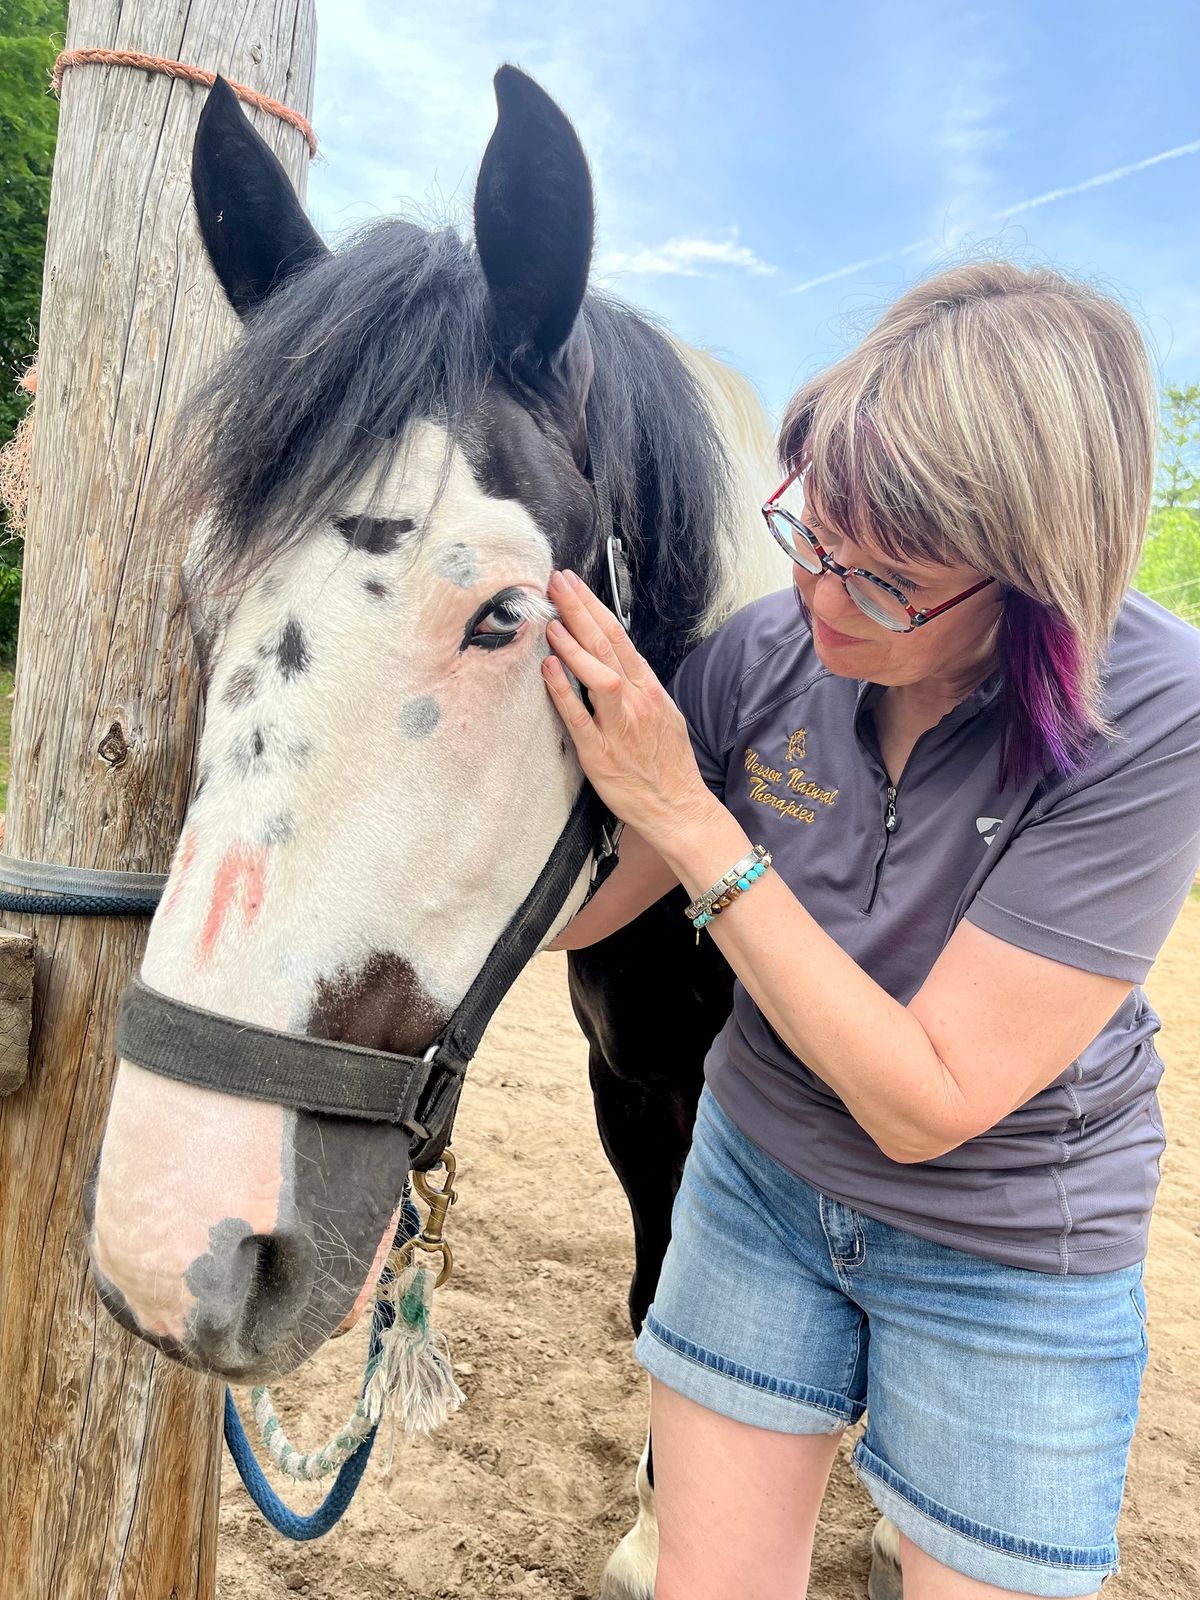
[{"xmin": 218, "ymin": 897, "xmax": 1200, "ymax": 1600}]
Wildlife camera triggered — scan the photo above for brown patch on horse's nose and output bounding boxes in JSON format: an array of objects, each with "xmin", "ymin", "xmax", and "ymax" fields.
[{"xmin": 307, "ymin": 949, "xmax": 450, "ymax": 1055}]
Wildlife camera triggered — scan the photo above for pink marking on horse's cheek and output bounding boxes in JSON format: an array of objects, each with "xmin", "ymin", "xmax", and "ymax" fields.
[
  {"xmin": 197, "ymin": 843, "xmax": 269, "ymax": 965},
  {"xmin": 162, "ymin": 829, "xmax": 198, "ymax": 920}
]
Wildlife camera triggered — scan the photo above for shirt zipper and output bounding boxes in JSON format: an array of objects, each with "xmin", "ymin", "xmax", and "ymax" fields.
[{"xmin": 862, "ymin": 782, "xmax": 900, "ymax": 914}]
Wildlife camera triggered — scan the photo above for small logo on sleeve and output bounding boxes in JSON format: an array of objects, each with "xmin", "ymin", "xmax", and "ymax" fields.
[{"xmin": 976, "ymin": 816, "xmax": 1002, "ymax": 847}]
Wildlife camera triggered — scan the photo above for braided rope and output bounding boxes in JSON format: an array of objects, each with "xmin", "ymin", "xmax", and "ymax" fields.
[
  {"xmin": 240, "ymin": 1260, "xmax": 458, "ymax": 1483},
  {"xmin": 51, "ymin": 48, "xmax": 318, "ymax": 157}
]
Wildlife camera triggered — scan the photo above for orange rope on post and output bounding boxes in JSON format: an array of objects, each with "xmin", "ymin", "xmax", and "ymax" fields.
[{"xmin": 51, "ymin": 48, "xmax": 318, "ymax": 157}]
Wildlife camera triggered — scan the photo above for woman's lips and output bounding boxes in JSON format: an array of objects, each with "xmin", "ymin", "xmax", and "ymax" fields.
[{"xmin": 814, "ymin": 615, "xmax": 866, "ymax": 649}]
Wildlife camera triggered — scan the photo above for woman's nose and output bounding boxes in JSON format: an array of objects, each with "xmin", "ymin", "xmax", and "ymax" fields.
[{"xmin": 810, "ymin": 567, "xmax": 858, "ymax": 624}]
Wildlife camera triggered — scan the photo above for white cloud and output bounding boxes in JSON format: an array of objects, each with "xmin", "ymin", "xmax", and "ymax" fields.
[
  {"xmin": 932, "ymin": 54, "xmax": 1010, "ymax": 246},
  {"xmin": 596, "ymin": 229, "xmax": 779, "ymax": 281}
]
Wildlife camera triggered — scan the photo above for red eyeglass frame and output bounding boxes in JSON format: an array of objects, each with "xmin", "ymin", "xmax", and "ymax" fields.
[{"xmin": 763, "ymin": 470, "xmax": 994, "ymax": 633}]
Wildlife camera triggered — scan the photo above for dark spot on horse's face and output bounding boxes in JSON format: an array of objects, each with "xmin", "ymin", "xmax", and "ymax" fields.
[
  {"xmin": 307, "ymin": 950, "xmax": 450, "ymax": 1059},
  {"xmin": 276, "ymin": 617, "xmax": 311, "ymax": 679},
  {"xmin": 363, "ymin": 578, "xmax": 390, "ymax": 600},
  {"xmin": 285, "ymin": 735, "xmax": 312, "ymax": 771},
  {"xmin": 435, "ymin": 542, "xmax": 480, "ymax": 588},
  {"xmin": 333, "ymin": 515, "xmax": 415, "ymax": 556},
  {"xmin": 399, "ymin": 697, "xmax": 439, "ymax": 740},
  {"xmin": 223, "ymin": 665, "xmax": 258, "ymax": 707},
  {"xmin": 230, "ymin": 726, "xmax": 270, "ymax": 778},
  {"xmin": 261, "ymin": 811, "xmax": 296, "ymax": 846}
]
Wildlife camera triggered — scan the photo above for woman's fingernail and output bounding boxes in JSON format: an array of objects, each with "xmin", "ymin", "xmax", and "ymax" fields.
[
  {"xmin": 563, "ymin": 569, "xmax": 580, "ymax": 587},
  {"xmin": 543, "ymin": 655, "xmax": 562, "ymax": 674}
]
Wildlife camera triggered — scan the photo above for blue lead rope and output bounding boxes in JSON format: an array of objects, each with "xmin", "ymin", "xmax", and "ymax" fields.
[{"xmin": 222, "ymin": 1195, "xmax": 420, "ymax": 1540}]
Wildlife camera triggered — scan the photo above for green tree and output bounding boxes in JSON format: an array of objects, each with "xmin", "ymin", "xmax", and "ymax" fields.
[
  {"xmin": 1154, "ymin": 384, "xmax": 1200, "ymax": 511},
  {"xmin": 1136, "ymin": 385, "xmax": 1200, "ymax": 630},
  {"xmin": 0, "ymin": 0, "xmax": 67, "ymax": 656}
]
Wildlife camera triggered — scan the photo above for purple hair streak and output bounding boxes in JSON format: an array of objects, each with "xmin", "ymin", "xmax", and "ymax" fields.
[{"xmin": 999, "ymin": 590, "xmax": 1091, "ymax": 787}]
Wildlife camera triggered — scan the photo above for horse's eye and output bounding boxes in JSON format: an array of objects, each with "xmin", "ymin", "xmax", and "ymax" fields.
[{"xmin": 468, "ymin": 596, "xmax": 527, "ymax": 650}]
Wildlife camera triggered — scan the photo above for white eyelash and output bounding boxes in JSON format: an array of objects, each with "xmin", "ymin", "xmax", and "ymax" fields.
[{"xmin": 510, "ymin": 593, "xmax": 557, "ymax": 625}]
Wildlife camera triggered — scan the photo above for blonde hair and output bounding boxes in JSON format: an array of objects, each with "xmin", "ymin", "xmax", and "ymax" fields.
[{"xmin": 780, "ymin": 261, "xmax": 1158, "ymax": 780}]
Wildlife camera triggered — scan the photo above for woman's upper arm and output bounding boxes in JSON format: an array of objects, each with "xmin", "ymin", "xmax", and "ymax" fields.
[{"xmin": 908, "ymin": 920, "xmax": 1132, "ymax": 1151}]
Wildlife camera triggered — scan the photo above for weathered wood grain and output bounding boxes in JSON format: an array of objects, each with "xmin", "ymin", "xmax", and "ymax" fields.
[
  {"xmin": 0, "ymin": 3, "xmax": 316, "ymax": 1595},
  {"xmin": 0, "ymin": 930, "xmax": 35, "ymax": 1093}
]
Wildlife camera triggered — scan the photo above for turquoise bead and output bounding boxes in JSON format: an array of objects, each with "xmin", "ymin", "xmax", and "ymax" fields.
[{"xmin": 737, "ymin": 876, "xmax": 750, "ymax": 890}]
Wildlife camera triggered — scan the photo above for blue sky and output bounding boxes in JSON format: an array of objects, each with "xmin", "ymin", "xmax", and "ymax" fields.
[{"xmin": 305, "ymin": 0, "xmax": 1199, "ymax": 422}]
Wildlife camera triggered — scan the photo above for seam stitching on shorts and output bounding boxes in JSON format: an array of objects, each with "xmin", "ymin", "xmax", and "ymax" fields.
[
  {"xmin": 640, "ymin": 1313, "xmax": 862, "ymax": 1425},
  {"xmin": 854, "ymin": 1449, "xmax": 1118, "ymax": 1573}
]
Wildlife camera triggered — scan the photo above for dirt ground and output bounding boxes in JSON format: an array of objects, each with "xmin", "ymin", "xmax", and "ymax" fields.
[{"xmin": 218, "ymin": 897, "xmax": 1200, "ymax": 1600}]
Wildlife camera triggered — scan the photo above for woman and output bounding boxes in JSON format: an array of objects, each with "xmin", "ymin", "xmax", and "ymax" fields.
[{"xmin": 541, "ymin": 262, "xmax": 1200, "ymax": 1599}]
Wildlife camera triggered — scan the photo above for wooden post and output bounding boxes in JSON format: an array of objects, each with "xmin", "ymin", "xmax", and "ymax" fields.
[{"xmin": 0, "ymin": 4, "xmax": 316, "ymax": 1595}]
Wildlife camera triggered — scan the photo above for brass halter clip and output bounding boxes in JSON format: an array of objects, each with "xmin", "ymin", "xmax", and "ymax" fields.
[{"xmin": 392, "ymin": 1149, "xmax": 457, "ymax": 1289}]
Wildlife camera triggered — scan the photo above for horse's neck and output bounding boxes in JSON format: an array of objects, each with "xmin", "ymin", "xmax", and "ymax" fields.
[{"xmin": 672, "ymin": 338, "xmax": 795, "ymax": 639}]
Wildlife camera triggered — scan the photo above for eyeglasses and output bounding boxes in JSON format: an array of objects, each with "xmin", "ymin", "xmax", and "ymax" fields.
[{"xmin": 762, "ymin": 470, "xmax": 994, "ymax": 634}]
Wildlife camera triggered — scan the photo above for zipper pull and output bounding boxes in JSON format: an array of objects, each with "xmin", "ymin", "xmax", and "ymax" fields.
[{"xmin": 884, "ymin": 786, "xmax": 899, "ymax": 833}]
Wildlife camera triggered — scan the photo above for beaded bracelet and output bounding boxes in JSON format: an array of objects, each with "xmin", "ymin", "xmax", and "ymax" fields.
[{"xmin": 685, "ymin": 845, "xmax": 772, "ymax": 934}]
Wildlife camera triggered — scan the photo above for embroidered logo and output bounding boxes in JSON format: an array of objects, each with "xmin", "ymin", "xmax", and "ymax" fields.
[
  {"xmin": 976, "ymin": 816, "xmax": 1002, "ymax": 847},
  {"xmin": 743, "ymin": 731, "xmax": 839, "ymax": 825}
]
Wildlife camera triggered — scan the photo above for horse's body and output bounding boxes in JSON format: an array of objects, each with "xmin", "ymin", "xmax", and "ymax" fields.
[{"xmin": 87, "ymin": 66, "xmax": 902, "ymax": 1599}]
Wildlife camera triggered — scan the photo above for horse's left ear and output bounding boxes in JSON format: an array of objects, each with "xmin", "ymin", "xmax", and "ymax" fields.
[
  {"xmin": 475, "ymin": 66, "xmax": 595, "ymax": 380},
  {"xmin": 192, "ymin": 76, "xmax": 330, "ymax": 318}
]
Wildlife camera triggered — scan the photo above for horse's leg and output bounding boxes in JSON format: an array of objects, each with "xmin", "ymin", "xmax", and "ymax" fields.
[
  {"xmin": 868, "ymin": 1518, "xmax": 904, "ymax": 1600},
  {"xmin": 567, "ymin": 891, "xmax": 732, "ymax": 1600}
]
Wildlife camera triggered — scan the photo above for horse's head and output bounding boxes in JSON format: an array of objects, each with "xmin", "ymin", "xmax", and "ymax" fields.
[{"xmin": 86, "ymin": 67, "xmax": 631, "ymax": 1381}]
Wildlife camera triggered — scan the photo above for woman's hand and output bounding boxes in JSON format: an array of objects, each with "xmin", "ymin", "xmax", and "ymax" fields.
[{"xmin": 541, "ymin": 569, "xmax": 716, "ymax": 847}]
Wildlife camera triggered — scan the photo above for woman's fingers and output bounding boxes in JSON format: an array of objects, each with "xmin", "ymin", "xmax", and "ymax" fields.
[
  {"xmin": 549, "ymin": 570, "xmax": 644, "ymax": 679},
  {"xmin": 544, "ymin": 618, "xmax": 623, "ymax": 698},
  {"xmin": 541, "ymin": 655, "xmax": 600, "ymax": 748}
]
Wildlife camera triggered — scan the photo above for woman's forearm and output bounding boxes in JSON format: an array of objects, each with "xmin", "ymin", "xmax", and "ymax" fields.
[
  {"xmin": 545, "ymin": 824, "xmax": 679, "ymax": 950},
  {"xmin": 652, "ymin": 798, "xmax": 962, "ymax": 1162}
]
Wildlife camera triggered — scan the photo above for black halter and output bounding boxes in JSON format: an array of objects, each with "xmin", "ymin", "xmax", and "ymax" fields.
[{"xmin": 114, "ymin": 465, "xmax": 629, "ymax": 1170}]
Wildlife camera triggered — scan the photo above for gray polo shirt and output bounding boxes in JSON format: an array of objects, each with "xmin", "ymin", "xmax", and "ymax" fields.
[{"xmin": 670, "ymin": 585, "xmax": 1200, "ymax": 1274}]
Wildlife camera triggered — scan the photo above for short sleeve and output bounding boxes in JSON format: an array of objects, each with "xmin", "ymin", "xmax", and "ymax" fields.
[
  {"xmin": 965, "ymin": 706, "xmax": 1200, "ymax": 983},
  {"xmin": 667, "ymin": 633, "xmax": 738, "ymax": 799}
]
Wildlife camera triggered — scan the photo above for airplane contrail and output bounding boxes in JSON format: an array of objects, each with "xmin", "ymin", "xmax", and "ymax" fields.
[{"xmin": 784, "ymin": 138, "xmax": 1200, "ymax": 295}]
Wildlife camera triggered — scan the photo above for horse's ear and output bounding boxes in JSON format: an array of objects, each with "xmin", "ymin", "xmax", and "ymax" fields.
[
  {"xmin": 474, "ymin": 66, "xmax": 594, "ymax": 369},
  {"xmin": 191, "ymin": 76, "xmax": 330, "ymax": 318}
]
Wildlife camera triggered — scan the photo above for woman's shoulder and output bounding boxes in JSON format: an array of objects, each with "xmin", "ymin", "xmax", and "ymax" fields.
[
  {"xmin": 669, "ymin": 585, "xmax": 827, "ymax": 748},
  {"xmin": 683, "ymin": 585, "xmax": 819, "ymax": 691},
  {"xmin": 1105, "ymin": 590, "xmax": 1200, "ymax": 735}
]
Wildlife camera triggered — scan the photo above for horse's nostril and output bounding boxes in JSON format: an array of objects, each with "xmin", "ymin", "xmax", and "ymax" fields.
[{"xmin": 185, "ymin": 1221, "xmax": 317, "ymax": 1376}]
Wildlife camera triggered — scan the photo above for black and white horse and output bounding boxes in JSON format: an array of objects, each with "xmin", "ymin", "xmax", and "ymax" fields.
[{"xmin": 88, "ymin": 66, "xmax": 900, "ymax": 1599}]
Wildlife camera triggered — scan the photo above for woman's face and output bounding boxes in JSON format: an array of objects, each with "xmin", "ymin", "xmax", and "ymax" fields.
[{"xmin": 794, "ymin": 487, "xmax": 1002, "ymax": 691}]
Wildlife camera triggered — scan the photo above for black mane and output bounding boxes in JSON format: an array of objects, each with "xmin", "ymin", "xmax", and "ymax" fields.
[{"xmin": 176, "ymin": 217, "xmax": 728, "ymax": 680}]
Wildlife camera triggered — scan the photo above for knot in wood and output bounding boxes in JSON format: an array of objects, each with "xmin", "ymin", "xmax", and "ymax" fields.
[{"xmin": 97, "ymin": 722, "xmax": 129, "ymax": 769}]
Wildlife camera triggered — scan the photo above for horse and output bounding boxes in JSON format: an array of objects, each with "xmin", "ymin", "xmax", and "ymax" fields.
[{"xmin": 86, "ymin": 65, "xmax": 902, "ymax": 1600}]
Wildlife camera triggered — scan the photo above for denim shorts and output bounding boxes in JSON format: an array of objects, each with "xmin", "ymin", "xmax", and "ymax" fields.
[{"xmin": 635, "ymin": 1086, "xmax": 1148, "ymax": 1597}]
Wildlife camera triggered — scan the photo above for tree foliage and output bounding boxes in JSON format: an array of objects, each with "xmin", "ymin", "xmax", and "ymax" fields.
[
  {"xmin": 1136, "ymin": 385, "xmax": 1200, "ymax": 629},
  {"xmin": 0, "ymin": 0, "xmax": 65, "ymax": 655}
]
